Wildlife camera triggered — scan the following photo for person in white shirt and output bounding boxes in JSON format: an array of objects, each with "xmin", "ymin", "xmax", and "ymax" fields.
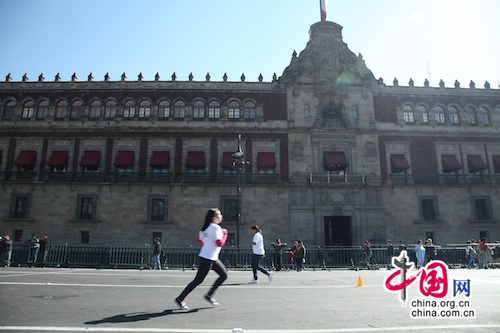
[
  {"xmin": 249, "ymin": 225, "xmax": 273, "ymax": 284},
  {"xmin": 174, "ymin": 208, "xmax": 228, "ymax": 310}
]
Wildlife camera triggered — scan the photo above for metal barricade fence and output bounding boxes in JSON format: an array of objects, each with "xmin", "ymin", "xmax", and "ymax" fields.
[
  {"xmin": 46, "ymin": 243, "xmax": 69, "ymax": 266},
  {"xmin": 163, "ymin": 247, "xmax": 199, "ymax": 270},
  {"xmin": 6, "ymin": 243, "xmax": 471, "ymax": 270},
  {"xmin": 109, "ymin": 245, "xmax": 150, "ymax": 269},
  {"xmin": 66, "ymin": 245, "xmax": 110, "ymax": 268}
]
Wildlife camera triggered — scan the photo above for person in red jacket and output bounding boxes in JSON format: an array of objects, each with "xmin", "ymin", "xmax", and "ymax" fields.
[
  {"xmin": 174, "ymin": 208, "xmax": 228, "ymax": 310},
  {"xmin": 479, "ymin": 237, "xmax": 493, "ymax": 269}
]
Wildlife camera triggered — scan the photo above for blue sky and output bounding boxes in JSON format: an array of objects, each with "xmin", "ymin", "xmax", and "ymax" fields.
[{"xmin": 1, "ymin": 0, "xmax": 498, "ymax": 88}]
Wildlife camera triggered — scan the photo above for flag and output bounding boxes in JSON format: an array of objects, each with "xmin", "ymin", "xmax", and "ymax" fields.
[{"xmin": 320, "ymin": 0, "xmax": 329, "ymax": 21}]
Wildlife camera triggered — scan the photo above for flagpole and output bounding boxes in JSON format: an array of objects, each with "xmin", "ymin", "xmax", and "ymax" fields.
[
  {"xmin": 319, "ymin": 0, "xmax": 322, "ymax": 21},
  {"xmin": 319, "ymin": 0, "xmax": 327, "ymax": 21}
]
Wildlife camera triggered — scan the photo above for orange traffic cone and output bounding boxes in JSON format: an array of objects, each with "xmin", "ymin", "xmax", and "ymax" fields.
[{"xmin": 357, "ymin": 276, "xmax": 363, "ymax": 287}]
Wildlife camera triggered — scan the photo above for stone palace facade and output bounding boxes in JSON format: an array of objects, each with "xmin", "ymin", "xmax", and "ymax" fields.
[{"xmin": 1, "ymin": 21, "xmax": 499, "ymax": 247}]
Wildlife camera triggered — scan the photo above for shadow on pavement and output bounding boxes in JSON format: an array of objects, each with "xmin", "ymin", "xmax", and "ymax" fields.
[{"xmin": 84, "ymin": 308, "xmax": 212, "ymax": 325}]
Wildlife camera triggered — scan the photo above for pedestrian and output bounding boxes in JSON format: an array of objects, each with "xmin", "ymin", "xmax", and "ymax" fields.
[
  {"xmin": 398, "ymin": 240, "xmax": 406, "ymax": 253},
  {"xmin": 386, "ymin": 239, "xmax": 394, "ymax": 270},
  {"xmin": 465, "ymin": 240, "xmax": 477, "ymax": 269},
  {"xmin": 271, "ymin": 238, "xmax": 287, "ymax": 271},
  {"xmin": 425, "ymin": 238, "xmax": 436, "ymax": 264},
  {"xmin": 39, "ymin": 235, "xmax": 49, "ymax": 267},
  {"xmin": 493, "ymin": 241, "xmax": 500, "ymax": 264},
  {"xmin": 415, "ymin": 239, "xmax": 426, "ymax": 269},
  {"xmin": 286, "ymin": 240, "xmax": 298, "ymax": 271},
  {"xmin": 294, "ymin": 240, "xmax": 306, "ymax": 271},
  {"xmin": 479, "ymin": 237, "xmax": 492, "ymax": 269},
  {"xmin": 0, "ymin": 235, "xmax": 3, "ymax": 260},
  {"xmin": 151, "ymin": 237, "xmax": 162, "ymax": 270},
  {"xmin": 1, "ymin": 235, "xmax": 13, "ymax": 267},
  {"xmin": 249, "ymin": 225, "xmax": 273, "ymax": 284},
  {"xmin": 174, "ymin": 208, "xmax": 228, "ymax": 310},
  {"xmin": 26, "ymin": 234, "xmax": 40, "ymax": 267},
  {"xmin": 363, "ymin": 240, "xmax": 372, "ymax": 269}
]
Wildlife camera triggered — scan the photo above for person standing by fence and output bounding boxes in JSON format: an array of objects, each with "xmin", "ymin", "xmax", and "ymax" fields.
[
  {"xmin": 363, "ymin": 240, "xmax": 372, "ymax": 269},
  {"xmin": 286, "ymin": 240, "xmax": 298, "ymax": 271},
  {"xmin": 249, "ymin": 225, "xmax": 273, "ymax": 283},
  {"xmin": 39, "ymin": 235, "xmax": 49, "ymax": 267},
  {"xmin": 466, "ymin": 240, "xmax": 477, "ymax": 269},
  {"xmin": 415, "ymin": 239, "xmax": 426, "ymax": 269},
  {"xmin": 386, "ymin": 240, "xmax": 394, "ymax": 270},
  {"xmin": 271, "ymin": 238, "xmax": 287, "ymax": 271},
  {"xmin": 26, "ymin": 234, "xmax": 40, "ymax": 267},
  {"xmin": 294, "ymin": 240, "xmax": 306, "ymax": 272},
  {"xmin": 1, "ymin": 235, "xmax": 13, "ymax": 267},
  {"xmin": 425, "ymin": 238, "xmax": 436, "ymax": 264},
  {"xmin": 174, "ymin": 208, "xmax": 228, "ymax": 310},
  {"xmin": 151, "ymin": 237, "xmax": 162, "ymax": 270},
  {"xmin": 479, "ymin": 237, "xmax": 493, "ymax": 269}
]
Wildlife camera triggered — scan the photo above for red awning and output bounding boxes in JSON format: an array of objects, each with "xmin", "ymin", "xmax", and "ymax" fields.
[
  {"xmin": 186, "ymin": 151, "xmax": 205, "ymax": 167},
  {"xmin": 324, "ymin": 151, "xmax": 348, "ymax": 170},
  {"xmin": 79, "ymin": 151, "xmax": 101, "ymax": 166},
  {"xmin": 467, "ymin": 155, "xmax": 487, "ymax": 173},
  {"xmin": 46, "ymin": 151, "xmax": 68, "ymax": 166},
  {"xmin": 441, "ymin": 155, "xmax": 462, "ymax": 173},
  {"xmin": 114, "ymin": 151, "xmax": 134, "ymax": 167},
  {"xmin": 222, "ymin": 152, "xmax": 234, "ymax": 167},
  {"xmin": 493, "ymin": 155, "xmax": 500, "ymax": 173},
  {"xmin": 390, "ymin": 154, "xmax": 410, "ymax": 173},
  {"xmin": 150, "ymin": 151, "xmax": 169, "ymax": 167},
  {"xmin": 257, "ymin": 152, "xmax": 276, "ymax": 168},
  {"xmin": 14, "ymin": 150, "xmax": 36, "ymax": 166}
]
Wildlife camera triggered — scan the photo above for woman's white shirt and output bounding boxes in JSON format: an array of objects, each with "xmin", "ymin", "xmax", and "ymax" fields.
[{"xmin": 198, "ymin": 223, "xmax": 223, "ymax": 261}]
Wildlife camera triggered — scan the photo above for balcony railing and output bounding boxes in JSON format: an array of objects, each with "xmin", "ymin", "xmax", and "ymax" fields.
[
  {"xmin": 8, "ymin": 171, "xmax": 38, "ymax": 181},
  {"xmin": 309, "ymin": 173, "xmax": 365, "ymax": 185},
  {"xmin": 390, "ymin": 173, "xmax": 500, "ymax": 185},
  {"xmin": 6, "ymin": 171, "xmax": 281, "ymax": 185},
  {"xmin": 179, "ymin": 172, "xmax": 281, "ymax": 184}
]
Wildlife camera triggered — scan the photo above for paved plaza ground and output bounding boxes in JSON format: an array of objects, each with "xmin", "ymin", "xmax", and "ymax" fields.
[{"xmin": 0, "ymin": 266, "xmax": 499, "ymax": 333}]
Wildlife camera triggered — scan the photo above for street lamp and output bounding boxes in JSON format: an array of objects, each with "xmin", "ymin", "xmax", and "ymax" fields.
[{"xmin": 232, "ymin": 134, "xmax": 248, "ymax": 250}]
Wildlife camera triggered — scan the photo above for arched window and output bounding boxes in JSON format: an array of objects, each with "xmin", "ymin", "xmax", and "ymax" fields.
[
  {"xmin": 55, "ymin": 100, "xmax": 68, "ymax": 119},
  {"xmin": 89, "ymin": 100, "xmax": 102, "ymax": 119},
  {"xmin": 243, "ymin": 101, "xmax": 256, "ymax": 119},
  {"xmin": 22, "ymin": 100, "xmax": 35, "ymax": 119},
  {"xmin": 447, "ymin": 105, "xmax": 459, "ymax": 124},
  {"xmin": 123, "ymin": 99, "xmax": 136, "ymax": 118},
  {"xmin": 104, "ymin": 100, "xmax": 117, "ymax": 119},
  {"xmin": 173, "ymin": 100, "xmax": 185, "ymax": 119},
  {"xmin": 416, "ymin": 105, "xmax": 428, "ymax": 123},
  {"xmin": 139, "ymin": 100, "xmax": 151, "ymax": 118},
  {"xmin": 70, "ymin": 100, "xmax": 84, "ymax": 119},
  {"xmin": 478, "ymin": 106, "xmax": 490, "ymax": 125},
  {"xmin": 402, "ymin": 104, "xmax": 414, "ymax": 123},
  {"xmin": 465, "ymin": 106, "xmax": 476, "ymax": 125},
  {"xmin": 434, "ymin": 105, "xmax": 445, "ymax": 124},
  {"xmin": 3, "ymin": 100, "xmax": 16, "ymax": 119},
  {"xmin": 158, "ymin": 100, "xmax": 170, "ymax": 119},
  {"xmin": 37, "ymin": 100, "xmax": 49, "ymax": 119},
  {"xmin": 228, "ymin": 100, "xmax": 240, "ymax": 119},
  {"xmin": 193, "ymin": 100, "xmax": 205, "ymax": 119},
  {"xmin": 208, "ymin": 100, "xmax": 221, "ymax": 119}
]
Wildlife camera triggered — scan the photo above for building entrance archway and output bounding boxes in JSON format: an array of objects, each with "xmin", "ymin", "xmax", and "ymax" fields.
[{"xmin": 324, "ymin": 216, "xmax": 351, "ymax": 246}]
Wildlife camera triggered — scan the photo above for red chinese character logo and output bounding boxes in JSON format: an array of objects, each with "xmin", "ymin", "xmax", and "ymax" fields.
[
  {"xmin": 418, "ymin": 261, "xmax": 448, "ymax": 298},
  {"xmin": 384, "ymin": 251, "xmax": 449, "ymax": 305}
]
